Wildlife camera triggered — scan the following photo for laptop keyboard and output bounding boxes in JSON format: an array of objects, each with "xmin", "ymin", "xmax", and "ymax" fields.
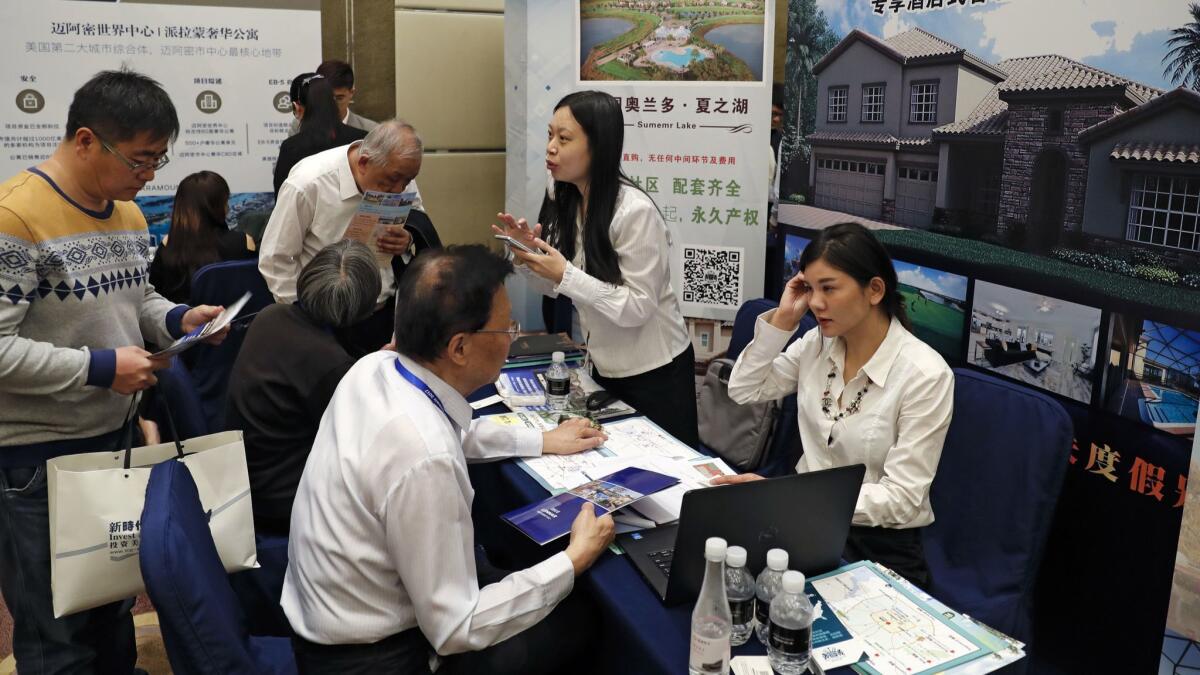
[{"xmin": 647, "ymin": 548, "xmax": 674, "ymax": 577}]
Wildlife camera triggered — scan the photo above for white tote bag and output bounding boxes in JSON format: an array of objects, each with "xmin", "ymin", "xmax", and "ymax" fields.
[{"xmin": 47, "ymin": 429, "xmax": 258, "ymax": 618}]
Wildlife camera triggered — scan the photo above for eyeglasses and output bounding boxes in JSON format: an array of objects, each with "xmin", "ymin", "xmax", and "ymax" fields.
[
  {"xmin": 473, "ymin": 319, "xmax": 522, "ymax": 343},
  {"xmin": 96, "ymin": 134, "xmax": 170, "ymax": 174}
]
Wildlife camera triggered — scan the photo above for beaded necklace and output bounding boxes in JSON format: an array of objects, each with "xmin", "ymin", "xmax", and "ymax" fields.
[{"xmin": 821, "ymin": 369, "xmax": 869, "ymax": 446}]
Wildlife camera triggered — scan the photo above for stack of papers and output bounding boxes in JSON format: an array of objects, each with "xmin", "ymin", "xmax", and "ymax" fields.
[{"xmin": 729, "ymin": 656, "xmax": 774, "ymax": 675}]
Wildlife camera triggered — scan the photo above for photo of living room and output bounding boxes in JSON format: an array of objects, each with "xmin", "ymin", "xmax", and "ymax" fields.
[
  {"xmin": 968, "ymin": 281, "xmax": 1102, "ymax": 404},
  {"xmin": 1102, "ymin": 316, "xmax": 1199, "ymax": 441}
]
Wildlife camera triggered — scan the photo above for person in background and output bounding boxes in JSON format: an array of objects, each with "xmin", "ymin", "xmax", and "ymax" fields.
[
  {"xmin": 148, "ymin": 170, "xmax": 256, "ymax": 305},
  {"xmin": 0, "ymin": 68, "xmax": 226, "ymax": 675},
  {"xmin": 494, "ymin": 90, "xmax": 699, "ymax": 448},
  {"xmin": 765, "ymin": 83, "xmax": 786, "ymax": 299},
  {"xmin": 713, "ymin": 222, "xmax": 954, "ymax": 589},
  {"xmin": 287, "ymin": 71, "xmax": 316, "ymax": 129},
  {"xmin": 260, "ymin": 120, "xmax": 427, "ymax": 356},
  {"xmin": 288, "ymin": 59, "xmax": 378, "ymax": 137},
  {"xmin": 227, "ymin": 240, "xmax": 381, "ymax": 538},
  {"xmin": 274, "ymin": 75, "xmax": 367, "ymax": 195},
  {"xmin": 283, "ymin": 245, "xmax": 612, "ymax": 673}
]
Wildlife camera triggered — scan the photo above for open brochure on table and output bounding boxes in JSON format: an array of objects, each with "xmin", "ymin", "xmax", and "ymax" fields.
[
  {"xmin": 582, "ymin": 454, "xmax": 736, "ymax": 525},
  {"xmin": 342, "ymin": 190, "xmax": 417, "ymax": 266},
  {"xmin": 501, "ymin": 467, "xmax": 677, "ymax": 545},
  {"xmin": 152, "ymin": 291, "xmax": 251, "ymax": 358},
  {"xmin": 480, "ymin": 414, "xmax": 702, "ymax": 492},
  {"xmin": 805, "ymin": 561, "xmax": 1002, "ymax": 675}
]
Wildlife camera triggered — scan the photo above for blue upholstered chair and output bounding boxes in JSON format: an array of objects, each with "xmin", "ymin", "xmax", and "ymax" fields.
[
  {"xmin": 923, "ymin": 368, "xmax": 1072, "ymax": 647},
  {"xmin": 719, "ymin": 298, "xmax": 817, "ymax": 477},
  {"xmin": 152, "ymin": 357, "xmax": 211, "ymax": 440},
  {"xmin": 187, "ymin": 259, "xmax": 274, "ymax": 431},
  {"xmin": 139, "ymin": 459, "xmax": 296, "ymax": 675}
]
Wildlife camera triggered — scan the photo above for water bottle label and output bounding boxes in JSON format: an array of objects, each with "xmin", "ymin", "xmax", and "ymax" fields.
[
  {"xmin": 730, "ymin": 598, "xmax": 754, "ymax": 625},
  {"xmin": 689, "ymin": 634, "xmax": 730, "ymax": 673},
  {"xmin": 754, "ymin": 597, "xmax": 770, "ymax": 626},
  {"xmin": 768, "ymin": 623, "xmax": 812, "ymax": 655},
  {"xmin": 546, "ymin": 376, "xmax": 570, "ymax": 397}
]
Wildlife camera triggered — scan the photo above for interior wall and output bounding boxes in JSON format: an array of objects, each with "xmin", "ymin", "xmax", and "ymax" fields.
[{"xmin": 393, "ymin": 1, "xmax": 504, "ymax": 246}]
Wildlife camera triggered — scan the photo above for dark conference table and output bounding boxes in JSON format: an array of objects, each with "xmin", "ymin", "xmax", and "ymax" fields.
[{"xmin": 467, "ymin": 391, "xmax": 846, "ymax": 675}]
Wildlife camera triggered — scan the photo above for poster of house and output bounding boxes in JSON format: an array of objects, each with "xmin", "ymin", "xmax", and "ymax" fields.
[
  {"xmin": 780, "ymin": 0, "xmax": 1198, "ymax": 290},
  {"xmin": 968, "ymin": 280, "xmax": 1102, "ymax": 404},
  {"xmin": 579, "ymin": 1, "xmax": 767, "ymax": 81},
  {"xmin": 1104, "ymin": 317, "xmax": 1200, "ymax": 442}
]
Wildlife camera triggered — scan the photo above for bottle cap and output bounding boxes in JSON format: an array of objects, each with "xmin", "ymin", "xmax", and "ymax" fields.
[
  {"xmin": 551, "ymin": 351, "xmax": 565, "ymax": 363},
  {"xmin": 766, "ymin": 548, "xmax": 789, "ymax": 571},
  {"xmin": 704, "ymin": 537, "xmax": 728, "ymax": 562},
  {"xmin": 725, "ymin": 546, "xmax": 747, "ymax": 568},
  {"xmin": 782, "ymin": 570, "xmax": 806, "ymax": 594}
]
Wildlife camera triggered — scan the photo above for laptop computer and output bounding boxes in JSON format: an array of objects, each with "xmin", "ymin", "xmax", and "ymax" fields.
[{"xmin": 617, "ymin": 464, "xmax": 865, "ymax": 606}]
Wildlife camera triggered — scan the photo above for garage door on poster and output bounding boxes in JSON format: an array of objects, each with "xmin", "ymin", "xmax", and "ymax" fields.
[
  {"xmin": 814, "ymin": 157, "xmax": 885, "ymax": 220},
  {"xmin": 895, "ymin": 165, "xmax": 938, "ymax": 227}
]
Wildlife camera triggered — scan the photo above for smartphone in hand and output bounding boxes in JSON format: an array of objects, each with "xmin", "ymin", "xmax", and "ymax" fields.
[{"xmin": 494, "ymin": 234, "xmax": 538, "ymax": 254}]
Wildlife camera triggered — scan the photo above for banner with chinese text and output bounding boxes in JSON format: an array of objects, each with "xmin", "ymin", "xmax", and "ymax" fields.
[
  {"xmin": 0, "ymin": 0, "xmax": 319, "ymax": 246},
  {"xmin": 506, "ymin": 1, "xmax": 774, "ymax": 323}
]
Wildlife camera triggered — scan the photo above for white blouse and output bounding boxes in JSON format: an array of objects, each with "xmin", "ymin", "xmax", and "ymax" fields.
[
  {"xmin": 523, "ymin": 184, "xmax": 690, "ymax": 379},
  {"xmin": 728, "ymin": 310, "xmax": 954, "ymax": 529}
]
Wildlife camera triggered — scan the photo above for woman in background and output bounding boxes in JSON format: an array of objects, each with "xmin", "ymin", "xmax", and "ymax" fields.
[
  {"xmin": 494, "ymin": 90, "xmax": 698, "ymax": 447},
  {"xmin": 273, "ymin": 74, "xmax": 367, "ymax": 195},
  {"xmin": 148, "ymin": 170, "xmax": 255, "ymax": 305}
]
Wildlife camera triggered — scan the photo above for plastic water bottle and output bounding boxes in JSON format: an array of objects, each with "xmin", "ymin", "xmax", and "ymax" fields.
[
  {"xmin": 545, "ymin": 351, "xmax": 570, "ymax": 410},
  {"xmin": 689, "ymin": 537, "xmax": 731, "ymax": 675},
  {"xmin": 724, "ymin": 545, "xmax": 755, "ymax": 646},
  {"xmin": 768, "ymin": 570, "xmax": 814, "ymax": 675},
  {"xmin": 754, "ymin": 548, "xmax": 788, "ymax": 646}
]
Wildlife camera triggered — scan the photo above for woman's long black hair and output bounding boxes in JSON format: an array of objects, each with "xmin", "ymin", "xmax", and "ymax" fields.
[
  {"xmin": 156, "ymin": 171, "xmax": 230, "ymax": 295},
  {"xmin": 296, "ymin": 77, "xmax": 341, "ymax": 143},
  {"xmin": 540, "ymin": 90, "xmax": 640, "ymax": 286},
  {"xmin": 798, "ymin": 222, "xmax": 911, "ymax": 330}
]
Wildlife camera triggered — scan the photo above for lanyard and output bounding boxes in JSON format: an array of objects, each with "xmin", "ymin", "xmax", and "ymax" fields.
[{"xmin": 393, "ymin": 358, "xmax": 452, "ymax": 425}]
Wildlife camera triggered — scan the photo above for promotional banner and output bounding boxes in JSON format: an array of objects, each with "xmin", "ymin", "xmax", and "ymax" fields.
[
  {"xmin": 0, "ymin": 0, "xmax": 320, "ymax": 246},
  {"xmin": 506, "ymin": 1, "xmax": 774, "ymax": 323}
]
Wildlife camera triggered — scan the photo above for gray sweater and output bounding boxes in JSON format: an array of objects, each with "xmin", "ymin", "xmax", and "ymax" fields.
[{"xmin": 0, "ymin": 169, "xmax": 186, "ymax": 458}]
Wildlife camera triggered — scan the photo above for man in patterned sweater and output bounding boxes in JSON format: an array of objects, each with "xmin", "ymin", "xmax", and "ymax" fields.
[{"xmin": 0, "ymin": 70, "xmax": 226, "ymax": 674}]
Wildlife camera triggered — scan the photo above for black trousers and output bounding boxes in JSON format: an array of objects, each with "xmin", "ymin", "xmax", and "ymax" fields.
[
  {"xmin": 291, "ymin": 548, "xmax": 597, "ymax": 675},
  {"xmin": 592, "ymin": 345, "xmax": 699, "ymax": 449},
  {"xmin": 843, "ymin": 525, "xmax": 931, "ymax": 591}
]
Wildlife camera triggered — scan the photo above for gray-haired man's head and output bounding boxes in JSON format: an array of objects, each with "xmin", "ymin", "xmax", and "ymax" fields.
[
  {"xmin": 352, "ymin": 119, "xmax": 423, "ymax": 194},
  {"xmin": 296, "ymin": 240, "xmax": 382, "ymax": 327}
]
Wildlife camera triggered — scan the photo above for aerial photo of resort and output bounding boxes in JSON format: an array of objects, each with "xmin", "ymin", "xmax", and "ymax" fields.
[
  {"xmin": 893, "ymin": 259, "xmax": 968, "ymax": 362},
  {"xmin": 969, "ymin": 281, "xmax": 1102, "ymax": 404},
  {"xmin": 579, "ymin": 1, "xmax": 766, "ymax": 81},
  {"xmin": 1103, "ymin": 317, "xmax": 1199, "ymax": 441}
]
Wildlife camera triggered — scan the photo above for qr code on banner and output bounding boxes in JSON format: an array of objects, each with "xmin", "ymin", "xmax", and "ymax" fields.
[{"xmin": 682, "ymin": 245, "xmax": 743, "ymax": 308}]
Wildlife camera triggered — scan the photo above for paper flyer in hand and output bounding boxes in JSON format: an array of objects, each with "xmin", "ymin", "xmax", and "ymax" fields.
[
  {"xmin": 153, "ymin": 291, "xmax": 251, "ymax": 358},
  {"xmin": 342, "ymin": 190, "xmax": 417, "ymax": 265},
  {"xmin": 502, "ymin": 467, "xmax": 678, "ymax": 545}
]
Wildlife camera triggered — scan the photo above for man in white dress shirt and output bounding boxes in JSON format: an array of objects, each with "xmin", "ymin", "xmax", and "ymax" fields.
[
  {"xmin": 260, "ymin": 119, "xmax": 423, "ymax": 355},
  {"xmin": 283, "ymin": 245, "xmax": 615, "ymax": 674}
]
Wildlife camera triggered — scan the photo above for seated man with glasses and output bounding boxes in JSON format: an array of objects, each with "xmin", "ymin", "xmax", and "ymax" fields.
[
  {"xmin": 284, "ymin": 245, "xmax": 613, "ymax": 674},
  {"xmin": 0, "ymin": 68, "xmax": 227, "ymax": 674}
]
